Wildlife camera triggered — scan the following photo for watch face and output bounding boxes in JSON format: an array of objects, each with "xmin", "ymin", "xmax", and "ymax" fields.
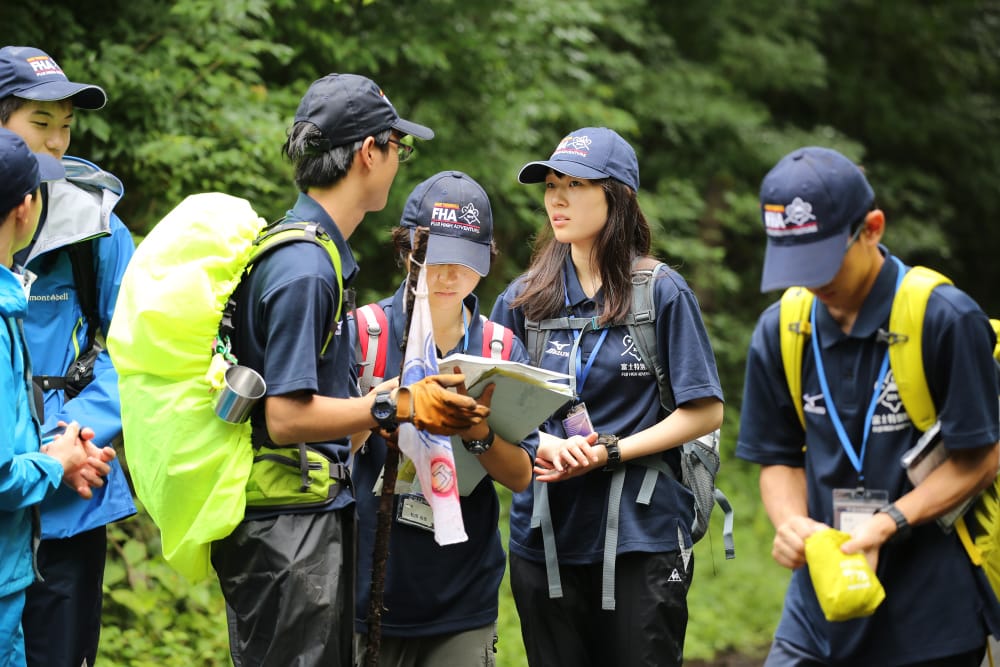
[
  {"xmin": 372, "ymin": 392, "xmax": 395, "ymax": 423},
  {"xmin": 373, "ymin": 400, "xmax": 393, "ymax": 419},
  {"xmin": 466, "ymin": 441, "xmax": 489, "ymax": 455}
]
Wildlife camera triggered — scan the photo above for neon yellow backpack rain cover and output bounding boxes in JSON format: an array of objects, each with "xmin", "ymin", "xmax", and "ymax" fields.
[
  {"xmin": 779, "ymin": 262, "xmax": 1000, "ymax": 604},
  {"xmin": 107, "ymin": 193, "xmax": 341, "ymax": 581}
]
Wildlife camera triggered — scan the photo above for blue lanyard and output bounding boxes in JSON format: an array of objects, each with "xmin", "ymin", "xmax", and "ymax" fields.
[
  {"xmin": 461, "ymin": 306, "xmax": 469, "ymax": 354},
  {"xmin": 808, "ymin": 260, "xmax": 902, "ymax": 483},
  {"xmin": 563, "ymin": 266, "xmax": 608, "ymax": 397}
]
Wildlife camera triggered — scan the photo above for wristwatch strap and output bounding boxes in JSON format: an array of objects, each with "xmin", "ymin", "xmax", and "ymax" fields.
[
  {"xmin": 462, "ymin": 428, "xmax": 495, "ymax": 455},
  {"xmin": 878, "ymin": 502, "xmax": 911, "ymax": 544},
  {"xmin": 597, "ymin": 434, "xmax": 622, "ymax": 472}
]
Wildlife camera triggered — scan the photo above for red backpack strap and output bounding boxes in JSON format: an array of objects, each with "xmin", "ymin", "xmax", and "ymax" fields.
[
  {"xmin": 355, "ymin": 303, "xmax": 389, "ymax": 394},
  {"xmin": 481, "ymin": 315, "xmax": 513, "ymax": 361}
]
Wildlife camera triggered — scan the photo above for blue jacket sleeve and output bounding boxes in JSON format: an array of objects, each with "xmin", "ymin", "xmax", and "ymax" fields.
[{"xmin": 43, "ymin": 213, "xmax": 135, "ymax": 448}]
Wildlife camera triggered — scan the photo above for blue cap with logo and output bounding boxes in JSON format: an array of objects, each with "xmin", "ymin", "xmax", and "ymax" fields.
[
  {"xmin": 295, "ymin": 73, "xmax": 433, "ymax": 147},
  {"xmin": 518, "ymin": 127, "xmax": 639, "ymax": 192},
  {"xmin": 759, "ymin": 146, "xmax": 875, "ymax": 292},
  {"xmin": 401, "ymin": 171, "xmax": 493, "ymax": 277},
  {"xmin": 0, "ymin": 46, "xmax": 107, "ymax": 110},
  {"xmin": 0, "ymin": 128, "xmax": 65, "ymax": 214}
]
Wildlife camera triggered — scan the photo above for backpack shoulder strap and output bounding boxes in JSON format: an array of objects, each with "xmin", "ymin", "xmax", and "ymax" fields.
[
  {"xmin": 779, "ymin": 286, "xmax": 815, "ymax": 429},
  {"xmin": 354, "ymin": 303, "xmax": 389, "ymax": 395},
  {"xmin": 480, "ymin": 315, "xmax": 513, "ymax": 361},
  {"xmin": 250, "ymin": 221, "xmax": 344, "ymax": 322},
  {"xmin": 625, "ymin": 261, "xmax": 671, "ymax": 412},
  {"xmin": 887, "ymin": 264, "xmax": 952, "ymax": 432},
  {"xmin": 67, "ymin": 240, "xmax": 100, "ymax": 350}
]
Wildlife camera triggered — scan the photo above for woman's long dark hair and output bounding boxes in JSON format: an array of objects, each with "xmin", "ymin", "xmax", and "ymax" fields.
[{"xmin": 511, "ymin": 177, "xmax": 652, "ymax": 326}]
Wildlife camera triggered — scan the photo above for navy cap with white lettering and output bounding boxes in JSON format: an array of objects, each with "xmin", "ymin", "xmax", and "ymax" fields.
[
  {"xmin": 400, "ymin": 171, "xmax": 493, "ymax": 277},
  {"xmin": 759, "ymin": 146, "xmax": 875, "ymax": 292},
  {"xmin": 518, "ymin": 127, "xmax": 639, "ymax": 192},
  {"xmin": 0, "ymin": 46, "xmax": 107, "ymax": 110}
]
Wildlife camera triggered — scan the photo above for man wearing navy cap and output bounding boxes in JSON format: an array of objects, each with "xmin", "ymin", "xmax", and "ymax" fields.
[
  {"xmin": 0, "ymin": 127, "xmax": 119, "ymax": 667},
  {"xmin": 737, "ymin": 147, "xmax": 999, "ymax": 665},
  {"xmin": 210, "ymin": 75, "xmax": 488, "ymax": 667},
  {"xmin": 0, "ymin": 45, "xmax": 136, "ymax": 667}
]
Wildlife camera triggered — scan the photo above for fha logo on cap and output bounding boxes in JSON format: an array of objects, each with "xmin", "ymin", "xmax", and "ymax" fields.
[
  {"xmin": 27, "ymin": 55, "xmax": 64, "ymax": 78},
  {"xmin": 764, "ymin": 196, "xmax": 818, "ymax": 237},
  {"xmin": 459, "ymin": 203, "xmax": 480, "ymax": 226},
  {"xmin": 431, "ymin": 201, "xmax": 481, "ymax": 232},
  {"xmin": 554, "ymin": 134, "xmax": 592, "ymax": 157}
]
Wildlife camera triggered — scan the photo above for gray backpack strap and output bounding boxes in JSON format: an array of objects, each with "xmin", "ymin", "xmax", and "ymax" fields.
[
  {"xmin": 524, "ymin": 316, "xmax": 594, "ymax": 366},
  {"xmin": 599, "ymin": 454, "xmax": 673, "ymax": 610},
  {"xmin": 602, "ymin": 467, "xmax": 627, "ymax": 610},
  {"xmin": 530, "ymin": 480, "xmax": 563, "ymax": 598},
  {"xmin": 626, "ymin": 263, "xmax": 672, "ymax": 411}
]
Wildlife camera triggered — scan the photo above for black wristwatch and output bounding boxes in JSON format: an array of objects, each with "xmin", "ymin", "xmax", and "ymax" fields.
[
  {"xmin": 877, "ymin": 503, "xmax": 911, "ymax": 544},
  {"xmin": 597, "ymin": 433, "xmax": 622, "ymax": 471},
  {"xmin": 463, "ymin": 428, "xmax": 495, "ymax": 456},
  {"xmin": 371, "ymin": 390, "xmax": 398, "ymax": 432}
]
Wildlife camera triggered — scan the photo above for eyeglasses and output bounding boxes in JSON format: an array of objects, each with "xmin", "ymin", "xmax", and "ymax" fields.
[
  {"xmin": 386, "ymin": 138, "xmax": 414, "ymax": 163},
  {"xmin": 846, "ymin": 218, "xmax": 866, "ymax": 248}
]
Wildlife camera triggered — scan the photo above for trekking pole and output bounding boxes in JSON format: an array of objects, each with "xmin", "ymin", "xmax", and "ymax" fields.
[{"xmin": 365, "ymin": 227, "xmax": 428, "ymax": 667}]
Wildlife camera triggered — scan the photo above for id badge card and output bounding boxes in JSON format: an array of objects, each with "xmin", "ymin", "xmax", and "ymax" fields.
[
  {"xmin": 832, "ymin": 487, "xmax": 889, "ymax": 534},
  {"xmin": 396, "ymin": 493, "xmax": 434, "ymax": 532},
  {"xmin": 562, "ymin": 401, "xmax": 595, "ymax": 438}
]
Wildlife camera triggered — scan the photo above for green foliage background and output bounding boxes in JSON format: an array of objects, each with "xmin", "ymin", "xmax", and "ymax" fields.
[{"xmin": 2, "ymin": 0, "xmax": 998, "ymax": 664}]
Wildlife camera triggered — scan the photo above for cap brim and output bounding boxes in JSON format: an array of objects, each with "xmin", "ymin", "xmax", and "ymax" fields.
[
  {"xmin": 426, "ymin": 235, "xmax": 490, "ymax": 277},
  {"xmin": 35, "ymin": 153, "xmax": 65, "ymax": 182},
  {"xmin": 759, "ymin": 230, "xmax": 850, "ymax": 292},
  {"xmin": 393, "ymin": 118, "xmax": 434, "ymax": 140},
  {"xmin": 17, "ymin": 81, "xmax": 107, "ymax": 110},
  {"xmin": 518, "ymin": 159, "xmax": 609, "ymax": 184}
]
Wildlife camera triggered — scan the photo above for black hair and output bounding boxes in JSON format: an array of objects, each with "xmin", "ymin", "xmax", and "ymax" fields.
[
  {"xmin": 282, "ymin": 123, "xmax": 392, "ymax": 191},
  {"xmin": 0, "ymin": 96, "xmax": 28, "ymax": 124},
  {"xmin": 511, "ymin": 175, "xmax": 652, "ymax": 326}
]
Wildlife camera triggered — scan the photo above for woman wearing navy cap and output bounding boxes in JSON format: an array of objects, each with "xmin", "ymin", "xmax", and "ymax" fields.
[
  {"xmin": 352, "ymin": 171, "xmax": 538, "ymax": 667},
  {"xmin": 490, "ymin": 128, "xmax": 724, "ymax": 666}
]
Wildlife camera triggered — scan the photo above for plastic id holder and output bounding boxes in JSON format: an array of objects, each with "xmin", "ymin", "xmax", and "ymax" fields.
[
  {"xmin": 562, "ymin": 402, "xmax": 595, "ymax": 438},
  {"xmin": 396, "ymin": 493, "xmax": 434, "ymax": 532},
  {"xmin": 832, "ymin": 487, "xmax": 888, "ymax": 535}
]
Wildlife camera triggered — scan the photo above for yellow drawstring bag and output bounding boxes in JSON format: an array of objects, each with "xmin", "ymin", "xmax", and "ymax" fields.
[{"xmin": 805, "ymin": 528, "xmax": 886, "ymax": 621}]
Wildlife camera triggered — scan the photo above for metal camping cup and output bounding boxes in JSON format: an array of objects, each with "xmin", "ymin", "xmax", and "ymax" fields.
[{"xmin": 215, "ymin": 365, "xmax": 266, "ymax": 424}]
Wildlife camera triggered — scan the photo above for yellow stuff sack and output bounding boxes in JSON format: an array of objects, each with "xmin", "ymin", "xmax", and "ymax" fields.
[{"xmin": 805, "ymin": 528, "xmax": 886, "ymax": 622}]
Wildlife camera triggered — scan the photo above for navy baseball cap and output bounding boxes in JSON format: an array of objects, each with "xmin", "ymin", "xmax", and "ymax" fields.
[
  {"xmin": 0, "ymin": 46, "xmax": 107, "ymax": 110},
  {"xmin": 759, "ymin": 146, "xmax": 875, "ymax": 292},
  {"xmin": 0, "ymin": 128, "xmax": 65, "ymax": 214},
  {"xmin": 518, "ymin": 127, "xmax": 639, "ymax": 192},
  {"xmin": 401, "ymin": 171, "xmax": 493, "ymax": 276},
  {"xmin": 294, "ymin": 73, "xmax": 433, "ymax": 147}
]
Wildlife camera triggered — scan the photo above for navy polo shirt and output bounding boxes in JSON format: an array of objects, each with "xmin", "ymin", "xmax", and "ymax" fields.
[
  {"xmin": 490, "ymin": 258, "xmax": 724, "ymax": 563},
  {"xmin": 353, "ymin": 283, "xmax": 539, "ymax": 637},
  {"xmin": 737, "ymin": 248, "xmax": 999, "ymax": 664},
  {"xmin": 233, "ymin": 192, "xmax": 360, "ymax": 516}
]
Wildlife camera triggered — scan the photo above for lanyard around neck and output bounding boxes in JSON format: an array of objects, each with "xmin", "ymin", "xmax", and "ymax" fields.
[
  {"xmin": 563, "ymin": 266, "xmax": 608, "ymax": 397},
  {"xmin": 808, "ymin": 260, "xmax": 902, "ymax": 483}
]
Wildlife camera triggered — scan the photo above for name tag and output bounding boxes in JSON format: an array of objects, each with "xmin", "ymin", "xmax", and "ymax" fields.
[
  {"xmin": 396, "ymin": 493, "xmax": 434, "ymax": 532},
  {"xmin": 832, "ymin": 487, "xmax": 888, "ymax": 534}
]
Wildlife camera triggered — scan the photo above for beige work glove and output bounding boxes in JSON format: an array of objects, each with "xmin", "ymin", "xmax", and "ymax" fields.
[{"xmin": 396, "ymin": 373, "xmax": 490, "ymax": 435}]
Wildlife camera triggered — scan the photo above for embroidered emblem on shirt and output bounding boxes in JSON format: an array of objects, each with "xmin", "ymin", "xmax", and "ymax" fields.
[
  {"xmin": 803, "ymin": 393, "xmax": 826, "ymax": 415},
  {"xmin": 545, "ymin": 340, "xmax": 571, "ymax": 357}
]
